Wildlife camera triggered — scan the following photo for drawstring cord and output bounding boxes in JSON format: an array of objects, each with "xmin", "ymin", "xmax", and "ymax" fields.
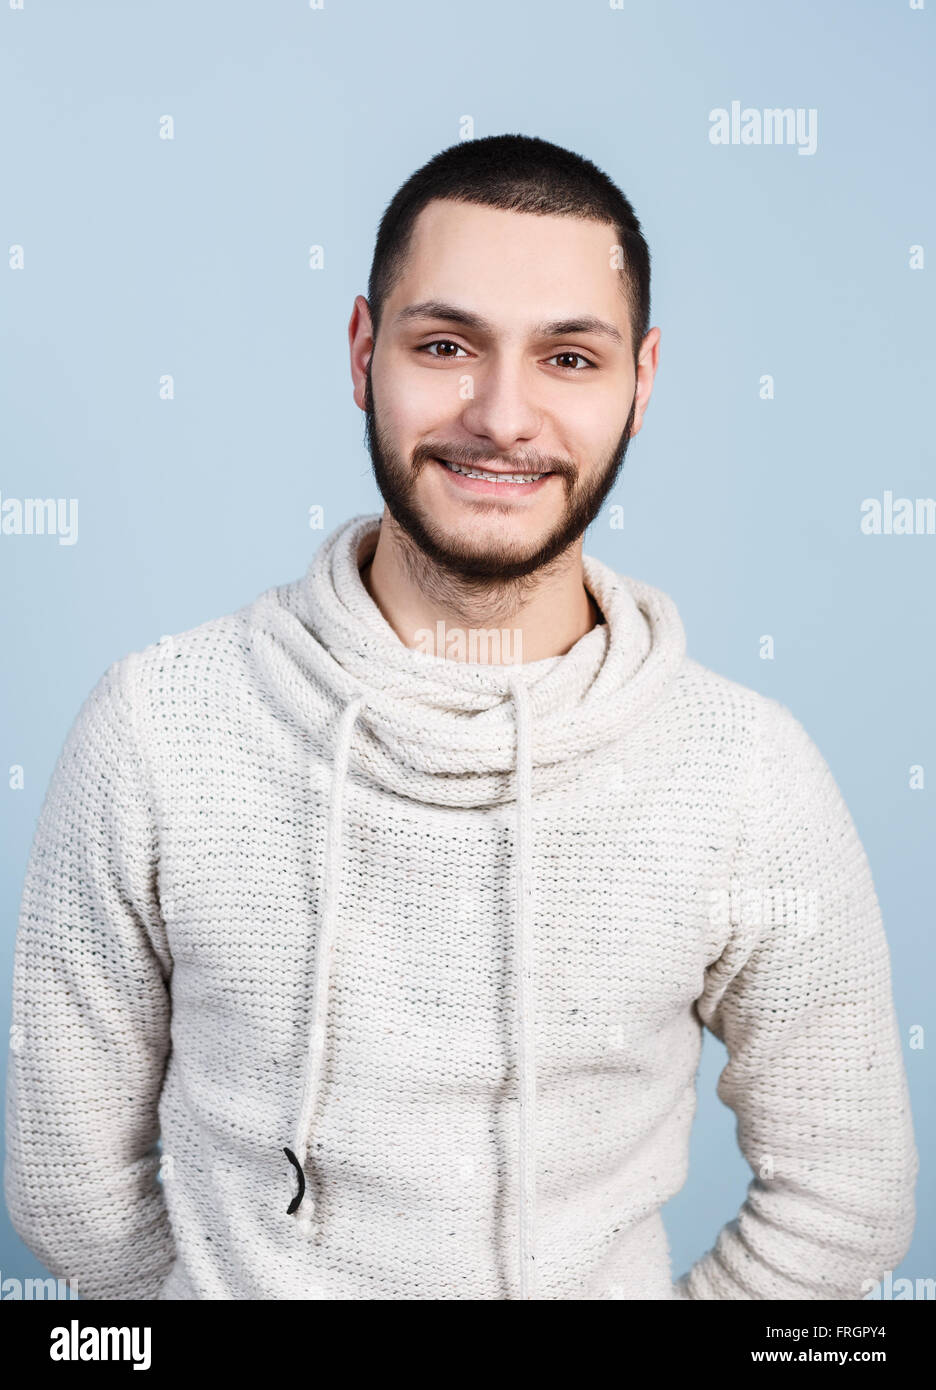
[
  {"xmin": 286, "ymin": 692, "xmax": 367, "ymax": 1233},
  {"xmin": 508, "ymin": 674, "xmax": 537, "ymax": 1300},
  {"xmin": 285, "ymin": 679, "xmax": 537, "ymax": 1299},
  {"xmin": 283, "ymin": 1145, "xmax": 304, "ymax": 1213}
]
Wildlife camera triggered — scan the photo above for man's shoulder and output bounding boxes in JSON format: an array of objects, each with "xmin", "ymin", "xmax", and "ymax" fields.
[
  {"xmin": 99, "ymin": 572, "xmax": 301, "ymax": 714},
  {"xmin": 132, "ymin": 600, "xmax": 256, "ymax": 682},
  {"xmin": 673, "ymin": 655, "xmax": 837, "ymax": 794},
  {"xmin": 672, "ymin": 653, "xmax": 795, "ymax": 736},
  {"xmin": 665, "ymin": 655, "xmax": 837, "ymax": 803}
]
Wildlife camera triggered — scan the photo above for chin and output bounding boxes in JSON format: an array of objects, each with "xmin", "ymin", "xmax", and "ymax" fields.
[
  {"xmin": 430, "ymin": 505, "xmax": 553, "ymax": 555},
  {"xmin": 422, "ymin": 521, "xmax": 562, "ymax": 585}
]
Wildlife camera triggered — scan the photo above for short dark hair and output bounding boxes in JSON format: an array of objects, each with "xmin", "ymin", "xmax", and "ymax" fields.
[{"xmin": 366, "ymin": 133, "xmax": 651, "ymax": 365}]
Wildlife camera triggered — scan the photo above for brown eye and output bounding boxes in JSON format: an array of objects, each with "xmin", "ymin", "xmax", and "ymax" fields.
[
  {"xmin": 422, "ymin": 341, "xmax": 467, "ymax": 358},
  {"xmin": 549, "ymin": 352, "xmax": 595, "ymax": 371}
]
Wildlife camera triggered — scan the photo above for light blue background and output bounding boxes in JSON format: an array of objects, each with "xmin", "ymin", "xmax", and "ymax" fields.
[{"xmin": 2, "ymin": 0, "xmax": 932, "ymax": 1295}]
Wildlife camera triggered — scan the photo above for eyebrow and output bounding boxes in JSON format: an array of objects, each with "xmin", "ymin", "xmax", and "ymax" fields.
[{"xmin": 392, "ymin": 299, "xmax": 626, "ymax": 347}]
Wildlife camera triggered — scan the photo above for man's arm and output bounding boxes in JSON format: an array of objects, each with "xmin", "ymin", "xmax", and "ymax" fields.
[
  {"xmin": 674, "ymin": 698, "xmax": 918, "ymax": 1299},
  {"xmin": 4, "ymin": 654, "xmax": 176, "ymax": 1299}
]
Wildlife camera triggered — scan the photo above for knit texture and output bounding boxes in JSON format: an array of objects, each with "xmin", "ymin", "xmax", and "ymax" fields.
[{"xmin": 4, "ymin": 513, "xmax": 918, "ymax": 1300}]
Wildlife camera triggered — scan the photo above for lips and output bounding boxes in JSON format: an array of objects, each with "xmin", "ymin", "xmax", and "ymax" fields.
[
  {"xmin": 433, "ymin": 456, "xmax": 550, "ymax": 485},
  {"xmin": 432, "ymin": 455, "xmax": 553, "ymax": 498}
]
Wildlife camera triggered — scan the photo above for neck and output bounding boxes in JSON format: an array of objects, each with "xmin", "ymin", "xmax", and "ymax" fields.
[{"xmin": 359, "ymin": 508, "xmax": 603, "ymax": 664}]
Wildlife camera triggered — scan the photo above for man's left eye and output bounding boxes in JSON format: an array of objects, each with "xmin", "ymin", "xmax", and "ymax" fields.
[{"xmin": 548, "ymin": 352, "xmax": 596, "ymax": 370}]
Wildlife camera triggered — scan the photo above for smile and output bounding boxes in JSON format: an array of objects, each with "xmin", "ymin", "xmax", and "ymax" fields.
[{"xmin": 435, "ymin": 457, "xmax": 549, "ymax": 485}]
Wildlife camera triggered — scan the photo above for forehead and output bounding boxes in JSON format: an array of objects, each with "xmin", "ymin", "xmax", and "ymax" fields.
[{"xmin": 389, "ymin": 198, "xmax": 627, "ymax": 333}]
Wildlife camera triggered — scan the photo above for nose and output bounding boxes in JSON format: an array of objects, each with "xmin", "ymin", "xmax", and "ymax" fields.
[{"xmin": 457, "ymin": 352, "xmax": 543, "ymax": 455}]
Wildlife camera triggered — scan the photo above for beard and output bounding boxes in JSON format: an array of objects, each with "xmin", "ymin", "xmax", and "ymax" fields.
[{"xmin": 361, "ymin": 359, "xmax": 637, "ymax": 589}]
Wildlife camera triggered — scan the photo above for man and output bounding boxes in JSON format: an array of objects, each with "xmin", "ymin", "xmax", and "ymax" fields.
[{"xmin": 4, "ymin": 134, "xmax": 918, "ymax": 1301}]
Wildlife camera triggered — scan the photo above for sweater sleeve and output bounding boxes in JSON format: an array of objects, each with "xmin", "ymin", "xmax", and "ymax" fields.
[
  {"xmin": 3, "ymin": 653, "xmax": 176, "ymax": 1300},
  {"xmin": 673, "ymin": 698, "xmax": 918, "ymax": 1300}
]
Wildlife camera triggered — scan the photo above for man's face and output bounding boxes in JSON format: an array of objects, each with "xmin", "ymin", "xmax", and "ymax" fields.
[{"xmin": 353, "ymin": 199, "xmax": 655, "ymax": 581}]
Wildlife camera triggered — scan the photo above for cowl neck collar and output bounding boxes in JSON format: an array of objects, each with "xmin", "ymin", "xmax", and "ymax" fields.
[{"xmin": 247, "ymin": 513, "xmax": 687, "ymax": 808}]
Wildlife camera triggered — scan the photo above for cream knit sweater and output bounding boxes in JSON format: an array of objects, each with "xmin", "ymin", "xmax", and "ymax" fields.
[{"xmin": 4, "ymin": 514, "xmax": 918, "ymax": 1300}]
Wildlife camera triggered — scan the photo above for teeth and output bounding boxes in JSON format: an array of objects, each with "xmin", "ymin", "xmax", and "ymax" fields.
[{"xmin": 440, "ymin": 459, "xmax": 544, "ymax": 484}]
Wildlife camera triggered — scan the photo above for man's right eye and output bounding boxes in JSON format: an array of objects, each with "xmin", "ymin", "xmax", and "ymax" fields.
[{"xmin": 418, "ymin": 340, "xmax": 469, "ymax": 359}]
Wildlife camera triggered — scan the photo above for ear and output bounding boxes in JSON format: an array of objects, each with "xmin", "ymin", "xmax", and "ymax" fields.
[
  {"xmin": 349, "ymin": 295, "xmax": 375, "ymax": 410},
  {"xmin": 629, "ymin": 326, "xmax": 661, "ymax": 437}
]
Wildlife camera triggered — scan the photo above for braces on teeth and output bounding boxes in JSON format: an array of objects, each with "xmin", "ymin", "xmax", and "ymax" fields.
[{"xmin": 440, "ymin": 459, "xmax": 545, "ymax": 484}]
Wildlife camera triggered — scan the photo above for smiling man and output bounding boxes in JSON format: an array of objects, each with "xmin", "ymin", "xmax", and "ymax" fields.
[
  {"xmin": 5, "ymin": 134, "xmax": 918, "ymax": 1302},
  {"xmin": 352, "ymin": 189, "xmax": 654, "ymax": 654}
]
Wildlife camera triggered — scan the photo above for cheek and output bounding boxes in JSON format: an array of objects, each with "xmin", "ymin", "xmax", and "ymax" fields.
[
  {"xmin": 557, "ymin": 404, "xmax": 619, "ymax": 468},
  {"xmin": 377, "ymin": 355, "xmax": 465, "ymax": 440},
  {"xmin": 410, "ymin": 369, "xmax": 469, "ymax": 427}
]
